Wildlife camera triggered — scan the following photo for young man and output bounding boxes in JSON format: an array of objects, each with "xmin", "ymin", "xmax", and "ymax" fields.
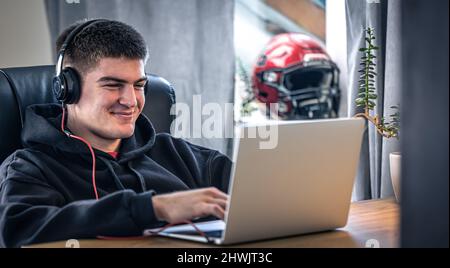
[{"xmin": 0, "ymin": 20, "xmax": 231, "ymax": 248}]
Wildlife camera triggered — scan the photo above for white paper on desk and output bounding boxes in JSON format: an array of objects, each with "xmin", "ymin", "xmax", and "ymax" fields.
[{"xmin": 144, "ymin": 220, "xmax": 225, "ymax": 236}]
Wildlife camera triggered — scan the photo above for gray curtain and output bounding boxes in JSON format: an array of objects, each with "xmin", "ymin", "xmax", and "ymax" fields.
[
  {"xmin": 346, "ymin": 0, "xmax": 401, "ymax": 200},
  {"xmin": 400, "ymin": 0, "xmax": 449, "ymax": 247},
  {"xmin": 44, "ymin": 0, "xmax": 235, "ymax": 156}
]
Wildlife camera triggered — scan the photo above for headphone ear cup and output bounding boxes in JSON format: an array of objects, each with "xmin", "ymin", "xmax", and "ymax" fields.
[
  {"xmin": 52, "ymin": 75, "xmax": 65, "ymax": 102},
  {"xmin": 61, "ymin": 67, "xmax": 81, "ymax": 104}
]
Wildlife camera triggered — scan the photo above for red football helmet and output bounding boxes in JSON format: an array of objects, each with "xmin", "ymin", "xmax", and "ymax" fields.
[{"xmin": 252, "ymin": 33, "xmax": 341, "ymax": 119}]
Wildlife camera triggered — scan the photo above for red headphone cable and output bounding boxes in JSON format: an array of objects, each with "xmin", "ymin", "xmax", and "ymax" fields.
[{"xmin": 61, "ymin": 105, "xmax": 99, "ymax": 200}]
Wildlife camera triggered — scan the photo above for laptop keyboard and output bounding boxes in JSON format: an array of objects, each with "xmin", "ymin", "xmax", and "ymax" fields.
[
  {"xmin": 203, "ymin": 230, "xmax": 223, "ymax": 238},
  {"xmin": 165, "ymin": 229, "xmax": 223, "ymax": 238}
]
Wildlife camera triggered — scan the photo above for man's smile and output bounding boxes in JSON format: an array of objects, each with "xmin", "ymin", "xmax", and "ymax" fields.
[{"xmin": 110, "ymin": 110, "xmax": 135, "ymax": 121}]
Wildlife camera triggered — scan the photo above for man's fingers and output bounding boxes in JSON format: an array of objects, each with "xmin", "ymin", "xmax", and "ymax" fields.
[
  {"xmin": 208, "ymin": 204, "xmax": 225, "ymax": 220},
  {"xmin": 198, "ymin": 202, "xmax": 226, "ymax": 220},
  {"xmin": 157, "ymin": 188, "xmax": 229, "ymax": 222},
  {"xmin": 211, "ymin": 198, "xmax": 228, "ymax": 210},
  {"xmin": 204, "ymin": 196, "xmax": 228, "ymax": 210},
  {"xmin": 204, "ymin": 187, "xmax": 228, "ymax": 200}
]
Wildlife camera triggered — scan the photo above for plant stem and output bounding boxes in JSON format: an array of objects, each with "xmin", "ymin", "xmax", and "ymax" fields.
[{"xmin": 355, "ymin": 113, "xmax": 394, "ymax": 138}]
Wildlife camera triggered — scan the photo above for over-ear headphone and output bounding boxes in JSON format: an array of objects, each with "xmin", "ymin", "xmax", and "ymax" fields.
[{"xmin": 53, "ymin": 19, "xmax": 108, "ymax": 104}]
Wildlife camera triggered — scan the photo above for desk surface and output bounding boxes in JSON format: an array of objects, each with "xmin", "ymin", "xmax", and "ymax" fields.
[{"xmin": 26, "ymin": 198, "xmax": 399, "ymax": 248}]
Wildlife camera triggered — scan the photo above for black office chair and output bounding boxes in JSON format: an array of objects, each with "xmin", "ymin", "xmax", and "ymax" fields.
[{"xmin": 0, "ymin": 65, "xmax": 176, "ymax": 164}]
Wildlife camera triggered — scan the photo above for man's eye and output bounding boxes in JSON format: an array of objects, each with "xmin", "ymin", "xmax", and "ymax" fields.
[
  {"xmin": 104, "ymin": 84, "xmax": 122, "ymax": 88},
  {"xmin": 134, "ymin": 84, "xmax": 146, "ymax": 90}
]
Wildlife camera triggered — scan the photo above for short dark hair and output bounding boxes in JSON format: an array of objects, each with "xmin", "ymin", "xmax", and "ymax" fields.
[{"xmin": 56, "ymin": 19, "xmax": 148, "ymax": 75}]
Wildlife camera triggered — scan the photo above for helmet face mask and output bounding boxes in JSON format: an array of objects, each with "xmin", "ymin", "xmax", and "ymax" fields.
[{"xmin": 252, "ymin": 33, "xmax": 341, "ymax": 120}]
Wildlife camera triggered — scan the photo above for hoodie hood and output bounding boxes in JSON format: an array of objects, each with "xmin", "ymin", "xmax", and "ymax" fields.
[{"xmin": 21, "ymin": 104, "xmax": 156, "ymax": 162}]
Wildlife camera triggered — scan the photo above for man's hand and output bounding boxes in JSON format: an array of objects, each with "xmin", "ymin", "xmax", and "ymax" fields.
[{"xmin": 152, "ymin": 187, "xmax": 228, "ymax": 223}]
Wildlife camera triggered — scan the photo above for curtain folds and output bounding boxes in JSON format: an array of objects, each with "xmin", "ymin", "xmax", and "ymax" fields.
[{"xmin": 346, "ymin": 0, "xmax": 401, "ymax": 200}]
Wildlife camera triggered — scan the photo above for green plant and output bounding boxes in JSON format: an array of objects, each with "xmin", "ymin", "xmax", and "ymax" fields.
[
  {"xmin": 355, "ymin": 27, "xmax": 400, "ymax": 139},
  {"xmin": 236, "ymin": 58, "xmax": 258, "ymax": 118}
]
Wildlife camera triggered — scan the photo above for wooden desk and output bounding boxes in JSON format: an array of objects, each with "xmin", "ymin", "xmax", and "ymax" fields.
[{"xmin": 26, "ymin": 198, "xmax": 399, "ymax": 248}]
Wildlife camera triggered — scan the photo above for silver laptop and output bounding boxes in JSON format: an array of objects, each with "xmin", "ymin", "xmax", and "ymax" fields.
[{"xmin": 144, "ymin": 118, "xmax": 365, "ymax": 245}]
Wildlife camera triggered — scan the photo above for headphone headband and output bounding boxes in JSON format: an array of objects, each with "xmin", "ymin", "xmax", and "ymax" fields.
[{"xmin": 53, "ymin": 19, "xmax": 109, "ymax": 104}]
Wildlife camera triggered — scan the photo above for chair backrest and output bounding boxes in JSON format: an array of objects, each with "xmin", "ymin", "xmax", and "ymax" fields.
[{"xmin": 0, "ymin": 65, "xmax": 176, "ymax": 163}]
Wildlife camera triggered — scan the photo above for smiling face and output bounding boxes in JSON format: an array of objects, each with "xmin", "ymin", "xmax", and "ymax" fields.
[{"xmin": 66, "ymin": 57, "xmax": 147, "ymax": 149}]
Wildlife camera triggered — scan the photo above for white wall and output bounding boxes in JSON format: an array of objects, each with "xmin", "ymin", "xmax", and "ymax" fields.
[
  {"xmin": 326, "ymin": 0, "xmax": 348, "ymax": 117},
  {"xmin": 0, "ymin": 0, "xmax": 52, "ymax": 68}
]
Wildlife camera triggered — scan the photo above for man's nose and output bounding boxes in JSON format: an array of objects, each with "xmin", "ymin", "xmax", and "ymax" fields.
[{"xmin": 119, "ymin": 84, "xmax": 137, "ymax": 107}]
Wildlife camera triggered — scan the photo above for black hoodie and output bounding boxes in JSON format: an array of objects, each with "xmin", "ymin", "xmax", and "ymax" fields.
[{"xmin": 0, "ymin": 104, "xmax": 232, "ymax": 248}]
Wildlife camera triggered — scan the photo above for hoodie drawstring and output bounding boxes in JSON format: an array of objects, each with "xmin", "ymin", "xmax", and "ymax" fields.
[
  {"xmin": 100, "ymin": 157, "xmax": 126, "ymax": 191},
  {"xmin": 128, "ymin": 161, "xmax": 147, "ymax": 192},
  {"xmin": 100, "ymin": 157, "xmax": 147, "ymax": 193}
]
